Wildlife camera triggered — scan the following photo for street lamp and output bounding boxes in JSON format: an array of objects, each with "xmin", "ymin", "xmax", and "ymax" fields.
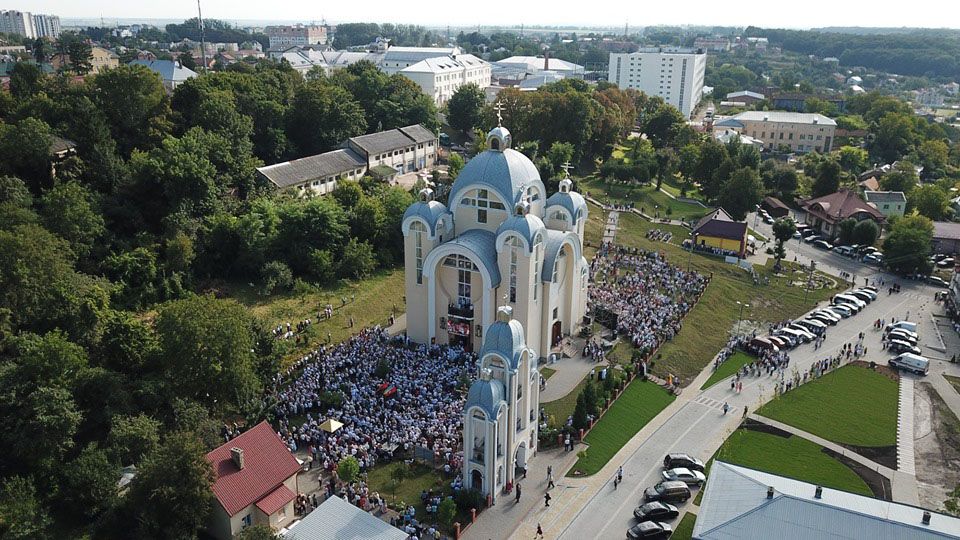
[{"xmin": 736, "ymin": 301, "xmax": 750, "ymax": 337}]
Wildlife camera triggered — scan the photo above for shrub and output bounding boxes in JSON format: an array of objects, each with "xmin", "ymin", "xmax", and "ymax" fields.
[
  {"xmin": 454, "ymin": 488, "xmax": 484, "ymax": 512},
  {"xmin": 438, "ymin": 498, "xmax": 457, "ymax": 526},
  {"xmin": 337, "ymin": 456, "xmax": 360, "ymax": 483},
  {"xmin": 260, "ymin": 260, "xmax": 293, "ymax": 295}
]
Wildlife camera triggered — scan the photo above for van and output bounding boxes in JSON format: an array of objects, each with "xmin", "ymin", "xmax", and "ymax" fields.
[
  {"xmin": 833, "ymin": 246, "xmax": 854, "ymax": 257},
  {"xmin": 796, "ymin": 318, "xmax": 826, "ymax": 334},
  {"xmin": 780, "ymin": 327, "xmax": 813, "ymax": 343},
  {"xmin": 889, "ymin": 353, "xmax": 929, "ymax": 375},
  {"xmin": 833, "ymin": 294, "xmax": 865, "ymax": 311},
  {"xmin": 749, "ymin": 336, "xmax": 779, "ymax": 353},
  {"xmin": 644, "ymin": 480, "xmax": 691, "ymax": 503},
  {"xmin": 885, "ymin": 321, "xmax": 918, "ymax": 335},
  {"xmin": 848, "ymin": 290, "xmax": 873, "ymax": 304}
]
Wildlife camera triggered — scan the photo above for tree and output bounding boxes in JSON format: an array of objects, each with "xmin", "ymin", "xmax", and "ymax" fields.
[
  {"xmin": 339, "ymin": 238, "xmax": 376, "ymax": 279},
  {"xmin": 0, "ymin": 476, "xmax": 51, "ymax": 539},
  {"xmin": 909, "ymin": 184, "xmax": 951, "ymax": 221},
  {"xmin": 260, "ymin": 260, "xmax": 294, "ymax": 295},
  {"xmin": 236, "ymin": 525, "xmax": 281, "ymax": 540},
  {"xmin": 32, "ymin": 37, "xmax": 49, "ymax": 63},
  {"xmin": 882, "ymin": 214, "xmax": 934, "ymax": 275},
  {"xmin": 8, "ymin": 62, "xmax": 44, "ymax": 98},
  {"xmin": 917, "ymin": 139, "xmax": 949, "ymax": 178},
  {"xmin": 811, "ymin": 159, "xmax": 841, "ymax": 198},
  {"xmin": 154, "ymin": 295, "xmax": 261, "ymax": 410},
  {"xmin": 287, "ymin": 82, "xmax": 367, "ymax": 157},
  {"xmin": 771, "ymin": 218, "xmax": 797, "ymax": 269},
  {"xmin": 438, "ymin": 498, "xmax": 457, "ymax": 526},
  {"xmin": 837, "ymin": 218, "xmax": 858, "ymax": 245},
  {"xmin": 837, "ymin": 146, "xmax": 869, "ymax": 175},
  {"xmin": 880, "ymin": 161, "xmax": 919, "ymax": 194},
  {"xmin": 39, "ymin": 181, "xmax": 105, "ymax": 259},
  {"xmin": 946, "ymin": 484, "xmax": 960, "ymax": 516},
  {"xmin": 0, "ymin": 117, "xmax": 53, "ymax": 190},
  {"xmin": 61, "ymin": 445, "xmax": 118, "ymax": 522},
  {"xmin": 448, "ymin": 153, "xmax": 465, "ymax": 180},
  {"xmin": 448, "ymin": 83, "xmax": 486, "ymax": 133},
  {"xmin": 178, "ymin": 50, "xmax": 197, "ymax": 71},
  {"xmin": 852, "ymin": 219, "xmax": 879, "ymax": 247},
  {"xmin": 718, "ymin": 168, "xmax": 763, "ymax": 221},
  {"xmin": 572, "ymin": 392, "xmax": 589, "ymax": 430},
  {"xmin": 92, "ymin": 65, "xmax": 171, "ymax": 156},
  {"xmin": 337, "ymin": 456, "xmax": 360, "ymax": 483},
  {"xmin": 871, "ymin": 112, "xmax": 917, "ymax": 163},
  {"xmin": 125, "ymin": 431, "xmax": 215, "ymax": 539},
  {"xmin": 67, "ymin": 40, "xmax": 93, "ymax": 74},
  {"xmin": 642, "ymin": 104, "xmax": 686, "ymax": 148},
  {"xmin": 769, "ymin": 164, "xmax": 799, "ymax": 199},
  {"xmin": 107, "ymin": 414, "xmax": 161, "ymax": 465}
]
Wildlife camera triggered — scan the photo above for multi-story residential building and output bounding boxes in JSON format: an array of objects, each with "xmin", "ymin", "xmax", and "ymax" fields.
[
  {"xmin": 264, "ymin": 24, "xmax": 328, "ymax": 49},
  {"xmin": 714, "ymin": 111, "xmax": 836, "ymax": 153},
  {"xmin": 51, "ymin": 46, "xmax": 119, "ymax": 74},
  {"xmin": 607, "ymin": 47, "xmax": 707, "ymax": 118},
  {"xmin": 32, "ymin": 13, "xmax": 60, "ymax": 39},
  {"xmin": 693, "ymin": 37, "xmax": 731, "ymax": 52},
  {"xmin": 398, "ymin": 54, "xmax": 490, "ymax": 106},
  {"xmin": 863, "ymin": 191, "xmax": 907, "ymax": 220},
  {"xmin": 0, "ymin": 10, "xmax": 36, "ymax": 38},
  {"xmin": 379, "ymin": 46, "xmax": 463, "ymax": 74}
]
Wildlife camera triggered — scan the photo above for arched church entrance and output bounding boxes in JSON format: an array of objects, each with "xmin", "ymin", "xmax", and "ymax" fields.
[
  {"xmin": 551, "ymin": 320, "xmax": 562, "ymax": 347},
  {"xmin": 514, "ymin": 442, "xmax": 527, "ymax": 472},
  {"xmin": 471, "ymin": 470, "xmax": 483, "ymax": 491}
]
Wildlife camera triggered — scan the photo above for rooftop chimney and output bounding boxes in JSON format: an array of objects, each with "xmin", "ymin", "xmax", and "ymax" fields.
[
  {"xmin": 814, "ymin": 486, "xmax": 823, "ymax": 499},
  {"xmin": 922, "ymin": 511, "xmax": 931, "ymax": 525},
  {"xmin": 544, "ymin": 50, "xmax": 549, "ymax": 71},
  {"xmin": 230, "ymin": 447, "xmax": 244, "ymax": 470},
  {"xmin": 766, "ymin": 486, "xmax": 774, "ymax": 499}
]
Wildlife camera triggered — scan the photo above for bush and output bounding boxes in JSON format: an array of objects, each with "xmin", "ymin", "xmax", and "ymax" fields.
[
  {"xmin": 260, "ymin": 260, "xmax": 293, "ymax": 295},
  {"xmin": 338, "ymin": 238, "xmax": 376, "ymax": 279},
  {"xmin": 437, "ymin": 497, "xmax": 457, "ymax": 526},
  {"xmin": 454, "ymin": 488, "xmax": 484, "ymax": 512},
  {"xmin": 337, "ymin": 456, "xmax": 360, "ymax": 483}
]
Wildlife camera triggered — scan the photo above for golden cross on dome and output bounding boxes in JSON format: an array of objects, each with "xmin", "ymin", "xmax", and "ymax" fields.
[{"xmin": 493, "ymin": 101, "xmax": 505, "ymax": 127}]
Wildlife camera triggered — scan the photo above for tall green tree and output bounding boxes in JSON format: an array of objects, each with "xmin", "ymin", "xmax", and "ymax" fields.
[
  {"xmin": 852, "ymin": 219, "xmax": 879, "ymax": 247},
  {"xmin": 908, "ymin": 184, "xmax": 951, "ymax": 221},
  {"xmin": 772, "ymin": 217, "xmax": 797, "ymax": 269},
  {"xmin": 880, "ymin": 161, "xmax": 919, "ymax": 194},
  {"xmin": 67, "ymin": 40, "xmax": 93, "ymax": 74},
  {"xmin": 448, "ymin": 83, "xmax": 486, "ymax": 133},
  {"xmin": 286, "ymin": 82, "xmax": 367, "ymax": 156},
  {"xmin": 0, "ymin": 117, "xmax": 53, "ymax": 190},
  {"xmin": 39, "ymin": 181, "xmax": 105, "ymax": 259},
  {"xmin": 718, "ymin": 167, "xmax": 763, "ymax": 221},
  {"xmin": 92, "ymin": 65, "xmax": 171, "ymax": 156},
  {"xmin": 0, "ymin": 476, "xmax": 51, "ymax": 539},
  {"xmin": 882, "ymin": 214, "xmax": 933, "ymax": 275},
  {"xmin": 811, "ymin": 159, "xmax": 841, "ymax": 198},
  {"xmin": 8, "ymin": 62, "xmax": 45, "ymax": 99}
]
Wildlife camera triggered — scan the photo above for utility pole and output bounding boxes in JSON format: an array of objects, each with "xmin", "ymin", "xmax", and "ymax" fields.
[
  {"xmin": 804, "ymin": 260, "xmax": 816, "ymax": 304},
  {"xmin": 197, "ymin": 0, "xmax": 207, "ymax": 72}
]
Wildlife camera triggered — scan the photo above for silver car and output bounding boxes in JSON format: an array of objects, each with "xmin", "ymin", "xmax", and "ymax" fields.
[{"xmin": 661, "ymin": 467, "xmax": 706, "ymax": 487}]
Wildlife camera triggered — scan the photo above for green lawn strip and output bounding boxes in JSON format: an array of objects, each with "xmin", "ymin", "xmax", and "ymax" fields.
[
  {"xmin": 585, "ymin": 205, "xmax": 840, "ymax": 385},
  {"xmin": 226, "ymin": 268, "xmax": 405, "ymax": 367},
  {"xmin": 541, "ymin": 369, "xmax": 598, "ymax": 428},
  {"xmin": 671, "ymin": 513, "xmax": 697, "ymax": 540},
  {"xmin": 748, "ymin": 228, "xmax": 768, "ymax": 242},
  {"xmin": 701, "ymin": 351, "xmax": 758, "ymax": 390},
  {"xmin": 945, "ymin": 374, "xmax": 960, "ymax": 396},
  {"xmin": 580, "ymin": 179, "xmax": 709, "ymax": 222},
  {"xmin": 540, "ymin": 367, "xmax": 557, "ymax": 380},
  {"xmin": 757, "ymin": 365, "xmax": 899, "ymax": 447},
  {"xmin": 366, "ymin": 462, "xmax": 460, "ymax": 526},
  {"xmin": 568, "ymin": 380, "xmax": 675, "ymax": 476},
  {"xmin": 711, "ymin": 429, "xmax": 873, "ymax": 496}
]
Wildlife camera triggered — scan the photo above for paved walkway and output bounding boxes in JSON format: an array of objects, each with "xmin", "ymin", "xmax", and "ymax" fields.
[
  {"xmin": 540, "ymin": 345, "xmax": 605, "ymax": 402},
  {"xmin": 602, "ymin": 210, "xmax": 619, "ymax": 243},
  {"xmin": 897, "ymin": 377, "xmax": 917, "ymax": 475},
  {"xmin": 385, "ymin": 313, "xmax": 407, "ymax": 336}
]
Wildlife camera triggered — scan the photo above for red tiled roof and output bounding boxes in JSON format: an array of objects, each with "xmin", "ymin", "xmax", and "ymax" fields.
[
  {"xmin": 801, "ymin": 189, "xmax": 885, "ymax": 225},
  {"xmin": 206, "ymin": 421, "xmax": 301, "ymax": 516},
  {"xmin": 255, "ymin": 484, "xmax": 296, "ymax": 515}
]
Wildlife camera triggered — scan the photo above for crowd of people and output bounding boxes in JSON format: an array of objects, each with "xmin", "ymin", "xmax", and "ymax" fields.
[
  {"xmin": 588, "ymin": 244, "xmax": 708, "ymax": 355},
  {"xmin": 271, "ymin": 327, "xmax": 475, "ymax": 476}
]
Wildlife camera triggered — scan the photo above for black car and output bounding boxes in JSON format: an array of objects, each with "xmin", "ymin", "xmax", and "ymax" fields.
[
  {"xmin": 663, "ymin": 453, "xmax": 705, "ymax": 472},
  {"xmin": 634, "ymin": 501, "xmax": 679, "ymax": 522},
  {"xmin": 626, "ymin": 521, "xmax": 673, "ymax": 539}
]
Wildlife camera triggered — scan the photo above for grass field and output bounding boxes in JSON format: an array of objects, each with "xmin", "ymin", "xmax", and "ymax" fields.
[
  {"xmin": 581, "ymin": 178, "xmax": 709, "ymax": 221},
  {"xmin": 541, "ymin": 368, "xmax": 601, "ymax": 428},
  {"xmin": 540, "ymin": 367, "xmax": 557, "ymax": 380},
  {"xmin": 226, "ymin": 268, "xmax": 405, "ymax": 366},
  {"xmin": 568, "ymin": 380, "xmax": 675, "ymax": 476},
  {"xmin": 701, "ymin": 351, "xmax": 757, "ymax": 390},
  {"xmin": 711, "ymin": 429, "xmax": 873, "ymax": 496},
  {"xmin": 367, "ymin": 462, "xmax": 449, "ymax": 516},
  {"xmin": 584, "ymin": 203, "xmax": 840, "ymax": 385},
  {"xmin": 757, "ymin": 365, "xmax": 899, "ymax": 447},
  {"xmin": 671, "ymin": 512, "xmax": 697, "ymax": 540}
]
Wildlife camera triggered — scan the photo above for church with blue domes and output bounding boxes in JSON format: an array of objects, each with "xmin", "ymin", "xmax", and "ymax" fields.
[{"xmin": 401, "ymin": 120, "xmax": 589, "ymax": 499}]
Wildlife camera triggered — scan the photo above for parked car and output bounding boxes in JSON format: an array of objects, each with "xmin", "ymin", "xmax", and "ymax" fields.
[
  {"xmin": 928, "ymin": 276, "xmax": 949, "ymax": 287},
  {"xmin": 644, "ymin": 481, "xmax": 691, "ymax": 503},
  {"xmin": 767, "ymin": 335, "xmax": 792, "ymax": 349},
  {"xmin": 854, "ymin": 288, "xmax": 878, "ymax": 301},
  {"xmin": 763, "ymin": 215, "xmax": 775, "ymax": 224},
  {"xmin": 887, "ymin": 329, "xmax": 919, "ymax": 345},
  {"xmin": 800, "ymin": 227, "xmax": 817, "ymax": 237},
  {"xmin": 786, "ymin": 324, "xmax": 817, "ymax": 341},
  {"xmin": 889, "ymin": 353, "xmax": 930, "ymax": 375},
  {"xmin": 792, "ymin": 231, "xmax": 802, "ymax": 239},
  {"xmin": 779, "ymin": 327, "xmax": 813, "ymax": 344},
  {"xmin": 888, "ymin": 340, "xmax": 922, "ymax": 355},
  {"xmin": 833, "ymin": 294, "xmax": 866, "ymax": 311},
  {"xmin": 833, "ymin": 245, "xmax": 854, "ymax": 257},
  {"xmin": 848, "ymin": 290, "xmax": 874, "ymax": 304},
  {"xmin": 813, "ymin": 310, "xmax": 841, "ymax": 323},
  {"xmin": 863, "ymin": 253, "xmax": 884, "ymax": 265},
  {"xmin": 661, "ymin": 467, "xmax": 706, "ymax": 487},
  {"xmin": 804, "ymin": 234, "xmax": 822, "ymax": 244},
  {"xmin": 748, "ymin": 336, "xmax": 779, "ymax": 353},
  {"xmin": 795, "ymin": 319, "xmax": 827, "ymax": 334},
  {"xmin": 885, "ymin": 321, "xmax": 918, "ymax": 335},
  {"xmin": 626, "ymin": 521, "xmax": 673, "ymax": 539},
  {"xmin": 809, "ymin": 313, "xmax": 838, "ymax": 326},
  {"xmin": 861, "ymin": 285, "xmax": 879, "ymax": 293},
  {"xmin": 813, "ymin": 239, "xmax": 834, "ymax": 250},
  {"xmin": 937, "ymin": 257, "xmax": 955, "ymax": 268},
  {"xmin": 828, "ymin": 304, "xmax": 854, "ymax": 318},
  {"xmin": 633, "ymin": 502, "xmax": 679, "ymax": 522},
  {"xmin": 663, "ymin": 453, "xmax": 705, "ymax": 472}
]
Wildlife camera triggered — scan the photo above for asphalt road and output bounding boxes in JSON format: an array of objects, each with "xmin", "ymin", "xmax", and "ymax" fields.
[{"xmin": 558, "ymin": 266, "xmax": 940, "ymax": 539}]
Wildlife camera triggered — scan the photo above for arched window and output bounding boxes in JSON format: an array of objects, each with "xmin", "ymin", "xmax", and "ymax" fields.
[
  {"xmin": 460, "ymin": 189, "xmax": 506, "ymax": 224},
  {"xmin": 506, "ymin": 236, "xmax": 522, "ymax": 303},
  {"xmin": 444, "ymin": 254, "xmax": 477, "ymax": 306},
  {"xmin": 491, "ymin": 138, "xmax": 500, "ymax": 150},
  {"xmin": 550, "ymin": 210, "xmax": 568, "ymax": 223},
  {"xmin": 410, "ymin": 221, "xmax": 427, "ymax": 284},
  {"xmin": 532, "ymin": 234, "xmax": 542, "ymax": 301}
]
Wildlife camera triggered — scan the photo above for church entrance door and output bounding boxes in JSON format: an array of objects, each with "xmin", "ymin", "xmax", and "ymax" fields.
[
  {"xmin": 471, "ymin": 470, "xmax": 483, "ymax": 491},
  {"xmin": 551, "ymin": 320, "xmax": 562, "ymax": 347},
  {"xmin": 514, "ymin": 442, "xmax": 527, "ymax": 471}
]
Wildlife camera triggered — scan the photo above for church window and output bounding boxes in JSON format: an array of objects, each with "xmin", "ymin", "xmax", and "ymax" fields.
[
  {"xmin": 461, "ymin": 189, "xmax": 506, "ymax": 211},
  {"xmin": 550, "ymin": 210, "xmax": 567, "ymax": 222},
  {"xmin": 478, "ymin": 209, "xmax": 487, "ymax": 223},
  {"xmin": 507, "ymin": 236, "xmax": 521, "ymax": 303},
  {"xmin": 411, "ymin": 221, "xmax": 426, "ymax": 284},
  {"xmin": 458, "ymin": 269, "xmax": 472, "ymax": 304},
  {"xmin": 491, "ymin": 138, "xmax": 500, "ymax": 150},
  {"xmin": 532, "ymin": 235, "xmax": 542, "ymax": 301}
]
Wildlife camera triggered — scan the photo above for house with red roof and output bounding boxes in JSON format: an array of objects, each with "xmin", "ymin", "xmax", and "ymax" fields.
[
  {"xmin": 799, "ymin": 188, "xmax": 885, "ymax": 240},
  {"xmin": 205, "ymin": 421, "xmax": 301, "ymax": 540}
]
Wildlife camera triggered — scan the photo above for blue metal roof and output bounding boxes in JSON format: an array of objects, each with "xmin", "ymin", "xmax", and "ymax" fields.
[
  {"xmin": 402, "ymin": 200, "xmax": 451, "ymax": 236},
  {"xmin": 496, "ymin": 213, "xmax": 545, "ymax": 252},
  {"xmin": 465, "ymin": 378, "xmax": 506, "ymax": 419},
  {"xmin": 541, "ymin": 229, "xmax": 579, "ymax": 282},
  {"xmin": 546, "ymin": 190, "xmax": 588, "ymax": 224},
  {"xmin": 479, "ymin": 318, "xmax": 527, "ymax": 370},
  {"xmin": 449, "ymin": 148, "xmax": 545, "ymax": 210},
  {"xmin": 450, "ymin": 229, "xmax": 501, "ymax": 287}
]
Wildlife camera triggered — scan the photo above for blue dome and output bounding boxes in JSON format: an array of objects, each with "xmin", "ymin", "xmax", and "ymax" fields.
[
  {"xmin": 402, "ymin": 200, "xmax": 450, "ymax": 236},
  {"xmin": 496, "ymin": 213, "xmax": 545, "ymax": 252},
  {"xmin": 479, "ymin": 318, "xmax": 527, "ymax": 370},
  {"xmin": 465, "ymin": 378, "xmax": 506, "ymax": 418},
  {"xmin": 546, "ymin": 190, "xmax": 588, "ymax": 224},
  {"xmin": 449, "ymin": 148, "xmax": 545, "ymax": 212}
]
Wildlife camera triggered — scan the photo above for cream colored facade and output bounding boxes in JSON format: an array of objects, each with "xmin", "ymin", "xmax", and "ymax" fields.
[
  {"xmin": 717, "ymin": 111, "xmax": 836, "ymax": 153},
  {"xmin": 208, "ymin": 475, "xmax": 297, "ymax": 540}
]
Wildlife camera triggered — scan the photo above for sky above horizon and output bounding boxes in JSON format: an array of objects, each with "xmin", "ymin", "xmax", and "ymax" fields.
[{"xmin": 14, "ymin": 0, "xmax": 960, "ymax": 30}]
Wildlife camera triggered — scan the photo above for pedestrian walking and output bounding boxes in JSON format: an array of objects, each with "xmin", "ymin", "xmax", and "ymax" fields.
[
  {"xmin": 544, "ymin": 492, "xmax": 551, "ymax": 507},
  {"xmin": 723, "ymin": 402, "xmax": 730, "ymax": 415},
  {"xmin": 743, "ymin": 405, "xmax": 748, "ymax": 418},
  {"xmin": 523, "ymin": 465, "xmax": 528, "ymax": 479},
  {"xmin": 515, "ymin": 483, "xmax": 522, "ymax": 503},
  {"xmin": 535, "ymin": 523, "xmax": 544, "ymax": 539},
  {"xmin": 548, "ymin": 472, "xmax": 555, "ymax": 489},
  {"xmin": 617, "ymin": 465, "xmax": 623, "ymax": 484}
]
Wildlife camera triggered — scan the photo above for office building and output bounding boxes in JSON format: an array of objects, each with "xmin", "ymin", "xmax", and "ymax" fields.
[
  {"xmin": 264, "ymin": 24, "xmax": 328, "ymax": 49},
  {"xmin": 714, "ymin": 111, "xmax": 836, "ymax": 153},
  {"xmin": 608, "ymin": 47, "xmax": 706, "ymax": 118}
]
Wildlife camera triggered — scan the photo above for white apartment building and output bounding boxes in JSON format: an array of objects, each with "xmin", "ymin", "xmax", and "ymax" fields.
[
  {"xmin": 608, "ymin": 47, "xmax": 707, "ymax": 118},
  {"xmin": 379, "ymin": 46, "xmax": 463, "ymax": 74},
  {"xmin": 264, "ymin": 25, "xmax": 328, "ymax": 49},
  {"xmin": 399, "ymin": 54, "xmax": 491, "ymax": 106},
  {"xmin": 0, "ymin": 10, "xmax": 36, "ymax": 38},
  {"xmin": 33, "ymin": 13, "xmax": 60, "ymax": 39},
  {"xmin": 714, "ymin": 111, "xmax": 836, "ymax": 153}
]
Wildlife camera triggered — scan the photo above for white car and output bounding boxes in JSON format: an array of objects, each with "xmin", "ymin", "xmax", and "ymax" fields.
[{"xmin": 661, "ymin": 467, "xmax": 706, "ymax": 487}]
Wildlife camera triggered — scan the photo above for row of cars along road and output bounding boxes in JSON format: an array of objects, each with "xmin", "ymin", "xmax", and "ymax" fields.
[
  {"xmin": 748, "ymin": 286, "xmax": 879, "ymax": 354},
  {"xmin": 626, "ymin": 454, "xmax": 706, "ymax": 539}
]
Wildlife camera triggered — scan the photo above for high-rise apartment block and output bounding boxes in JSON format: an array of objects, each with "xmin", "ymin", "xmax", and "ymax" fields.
[
  {"xmin": 33, "ymin": 13, "xmax": 60, "ymax": 39},
  {"xmin": 607, "ymin": 47, "xmax": 707, "ymax": 118},
  {"xmin": 0, "ymin": 10, "xmax": 59, "ymax": 39}
]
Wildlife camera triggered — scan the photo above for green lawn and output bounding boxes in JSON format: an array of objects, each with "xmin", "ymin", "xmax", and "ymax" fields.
[
  {"xmin": 568, "ymin": 380, "xmax": 675, "ymax": 476},
  {"xmin": 672, "ymin": 513, "xmax": 697, "ymax": 540},
  {"xmin": 711, "ymin": 429, "xmax": 873, "ymax": 496},
  {"xmin": 225, "ymin": 268, "xmax": 405, "ymax": 367},
  {"xmin": 701, "ymin": 351, "xmax": 757, "ymax": 390},
  {"xmin": 584, "ymin": 203, "xmax": 841, "ymax": 385},
  {"xmin": 367, "ymin": 462, "xmax": 450, "ymax": 518},
  {"xmin": 540, "ymin": 367, "xmax": 557, "ymax": 380},
  {"xmin": 757, "ymin": 365, "xmax": 899, "ymax": 447},
  {"xmin": 541, "ymin": 368, "xmax": 601, "ymax": 428},
  {"xmin": 580, "ymin": 178, "xmax": 709, "ymax": 222},
  {"xmin": 945, "ymin": 374, "xmax": 960, "ymax": 396}
]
